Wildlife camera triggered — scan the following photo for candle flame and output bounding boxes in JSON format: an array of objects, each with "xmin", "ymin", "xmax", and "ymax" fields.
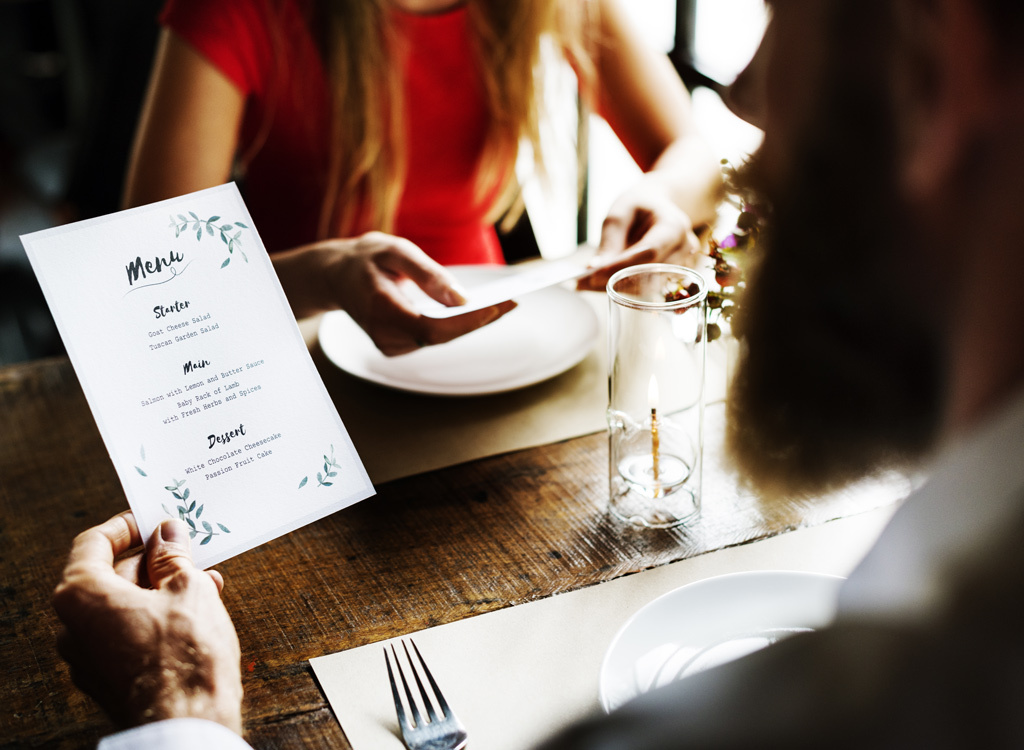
[{"xmin": 648, "ymin": 374, "xmax": 660, "ymax": 410}]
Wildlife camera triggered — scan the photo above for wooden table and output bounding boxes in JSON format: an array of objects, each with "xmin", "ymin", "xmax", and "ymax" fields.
[{"xmin": 0, "ymin": 356, "xmax": 903, "ymax": 749}]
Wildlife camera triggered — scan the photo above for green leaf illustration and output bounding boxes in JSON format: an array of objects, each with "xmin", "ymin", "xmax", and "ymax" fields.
[
  {"xmin": 221, "ymin": 258, "xmax": 230, "ymax": 268},
  {"xmin": 298, "ymin": 476, "xmax": 308, "ymax": 489},
  {"xmin": 161, "ymin": 478, "xmax": 229, "ymax": 545},
  {"xmin": 171, "ymin": 211, "xmax": 250, "ymax": 266},
  {"xmin": 308, "ymin": 445, "xmax": 343, "ymax": 488},
  {"xmin": 134, "ymin": 466, "xmax": 147, "ymax": 477}
]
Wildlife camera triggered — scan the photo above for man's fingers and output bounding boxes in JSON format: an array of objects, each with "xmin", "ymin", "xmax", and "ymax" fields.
[
  {"xmin": 113, "ymin": 552, "xmax": 144, "ymax": 584},
  {"xmin": 207, "ymin": 569, "xmax": 225, "ymax": 594},
  {"xmin": 65, "ymin": 512, "xmax": 141, "ymax": 571},
  {"xmin": 145, "ymin": 519, "xmax": 198, "ymax": 589},
  {"xmin": 55, "ymin": 626, "xmax": 75, "ymax": 664},
  {"xmin": 53, "ymin": 515, "xmax": 143, "ymax": 626}
]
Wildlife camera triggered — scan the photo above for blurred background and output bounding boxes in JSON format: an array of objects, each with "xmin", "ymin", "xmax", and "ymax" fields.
[{"xmin": 0, "ymin": 0, "xmax": 764, "ymax": 366}]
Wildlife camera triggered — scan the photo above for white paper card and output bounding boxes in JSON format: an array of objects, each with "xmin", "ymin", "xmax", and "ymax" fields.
[
  {"xmin": 409, "ymin": 255, "xmax": 591, "ymax": 318},
  {"xmin": 22, "ymin": 183, "xmax": 374, "ymax": 568}
]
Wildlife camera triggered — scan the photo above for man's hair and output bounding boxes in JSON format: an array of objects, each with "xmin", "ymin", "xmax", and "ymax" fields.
[
  {"xmin": 725, "ymin": 0, "xmax": 944, "ymax": 499},
  {"xmin": 981, "ymin": 1, "xmax": 1024, "ymax": 40}
]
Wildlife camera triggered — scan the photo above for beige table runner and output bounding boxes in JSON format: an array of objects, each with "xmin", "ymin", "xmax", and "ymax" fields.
[
  {"xmin": 300, "ymin": 291, "xmax": 733, "ymax": 485},
  {"xmin": 299, "ymin": 292, "xmax": 607, "ymax": 485},
  {"xmin": 311, "ymin": 504, "xmax": 896, "ymax": 750}
]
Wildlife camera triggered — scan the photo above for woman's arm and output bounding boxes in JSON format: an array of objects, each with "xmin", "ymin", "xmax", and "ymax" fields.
[
  {"xmin": 123, "ymin": 29, "xmax": 242, "ymax": 207},
  {"xmin": 123, "ymin": 29, "xmax": 510, "ymax": 354},
  {"xmin": 576, "ymin": 0, "xmax": 722, "ymax": 291}
]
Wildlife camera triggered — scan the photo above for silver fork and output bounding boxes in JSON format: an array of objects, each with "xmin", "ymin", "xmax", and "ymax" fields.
[{"xmin": 385, "ymin": 639, "xmax": 468, "ymax": 750}]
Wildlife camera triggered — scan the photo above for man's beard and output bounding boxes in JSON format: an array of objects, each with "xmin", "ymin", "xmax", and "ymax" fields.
[{"xmin": 725, "ymin": 7, "xmax": 946, "ymax": 499}]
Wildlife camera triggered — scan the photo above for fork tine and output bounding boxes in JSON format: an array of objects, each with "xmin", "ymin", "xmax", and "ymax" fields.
[
  {"xmin": 403, "ymin": 640, "xmax": 441, "ymax": 724},
  {"xmin": 392, "ymin": 643, "xmax": 426, "ymax": 729},
  {"xmin": 409, "ymin": 640, "xmax": 452, "ymax": 719},
  {"xmin": 384, "ymin": 647, "xmax": 410, "ymax": 734},
  {"xmin": 385, "ymin": 640, "xmax": 467, "ymax": 750}
]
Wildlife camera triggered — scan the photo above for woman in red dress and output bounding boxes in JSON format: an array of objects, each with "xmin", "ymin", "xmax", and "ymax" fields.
[{"xmin": 124, "ymin": 0, "xmax": 721, "ymax": 354}]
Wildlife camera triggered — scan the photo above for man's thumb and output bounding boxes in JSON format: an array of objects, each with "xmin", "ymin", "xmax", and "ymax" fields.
[{"xmin": 147, "ymin": 519, "xmax": 195, "ymax": 588}]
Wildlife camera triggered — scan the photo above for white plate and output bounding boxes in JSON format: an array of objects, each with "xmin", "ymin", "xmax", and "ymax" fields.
[
  {"xmin": 317, "ymin": 265, "xmax": 599, "ymax": 396},
  {"xmin": 599, "ymin": 570, "xmax": 844, "ymax": 712}
]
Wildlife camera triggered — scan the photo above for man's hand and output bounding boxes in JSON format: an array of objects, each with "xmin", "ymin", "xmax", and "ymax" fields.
[{"xmin": 52, "ymin": 513, "xmax": 243, "ymax": 733}]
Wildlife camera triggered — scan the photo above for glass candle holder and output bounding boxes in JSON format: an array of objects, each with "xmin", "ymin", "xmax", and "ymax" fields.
[{"xmin": 607, "ymin": 264, "xmax": 707, "ymax": 528}]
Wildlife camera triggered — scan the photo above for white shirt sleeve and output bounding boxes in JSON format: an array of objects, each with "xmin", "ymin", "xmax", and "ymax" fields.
[{"xmin": 97, "ymin": 718, "xmax": 253, "ymax": 750}]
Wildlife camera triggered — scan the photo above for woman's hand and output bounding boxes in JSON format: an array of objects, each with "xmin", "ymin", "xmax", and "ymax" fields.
[
  {"xmin": 576, "ymin": 175, "xmax": 703, "ymax": 292},
  {"xmin": 275, "ymin": 231, "xmax": 516, "ymax": 356},
  {"xmin": 571, "ymin": 0, "xmax": 723, "ymax": 293}
]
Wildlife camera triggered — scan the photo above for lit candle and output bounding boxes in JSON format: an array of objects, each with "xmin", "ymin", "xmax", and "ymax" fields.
[{"xmin": 648, "ymin": 374, "xmax": 661, "ymax": 492}]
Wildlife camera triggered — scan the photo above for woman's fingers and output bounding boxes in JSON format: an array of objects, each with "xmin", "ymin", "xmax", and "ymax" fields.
[
  {"xmin": 373, "ymin": 236, "xmax": 468, "ymax": 307},
  {"xmin": 576, "ymin": 245, "xmax": 658, "ymax": 292}
]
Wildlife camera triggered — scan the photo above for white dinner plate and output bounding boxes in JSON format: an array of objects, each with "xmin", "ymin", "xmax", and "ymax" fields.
[
  {"xmin": 599, "ymin": 570, "xmax": 844, "ymax": 712},
  {"xmin": 317, "ymin": 265, "xmax": 599, "ymax": 396}
]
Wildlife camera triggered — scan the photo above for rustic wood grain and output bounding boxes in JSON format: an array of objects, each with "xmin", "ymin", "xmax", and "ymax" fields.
[{"xmin": 0, "ymin": 357, "xmax": 904, "ymax": 749}]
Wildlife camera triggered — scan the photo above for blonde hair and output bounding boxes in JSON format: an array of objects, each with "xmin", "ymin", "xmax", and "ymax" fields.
[{"xmin": 314, "ymin": 0, "xmax": 596, "ymax": 239}]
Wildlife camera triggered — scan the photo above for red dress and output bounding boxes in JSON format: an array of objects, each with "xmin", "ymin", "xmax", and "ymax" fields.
[{"xmin": 160, "ymin": 0, "xmax": 505, "ymax": 265}]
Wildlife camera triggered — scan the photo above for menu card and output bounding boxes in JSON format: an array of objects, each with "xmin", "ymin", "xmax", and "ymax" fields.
[
  {"xmin": 22, "ymin": 183, "xmax": 374, "ymax": 568},
  {"xmin": 406, "ymin": 253, "xmax": 591, "ymax": 318}
]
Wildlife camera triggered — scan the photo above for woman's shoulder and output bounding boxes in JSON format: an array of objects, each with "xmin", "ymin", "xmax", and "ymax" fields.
[
  {"xmin": 161, "ymin": 0, "xmax": 281, "ymax": 33},
  {"xmin": 160, "ymin": 0, "xmax": 314, "ymax": 95}
]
